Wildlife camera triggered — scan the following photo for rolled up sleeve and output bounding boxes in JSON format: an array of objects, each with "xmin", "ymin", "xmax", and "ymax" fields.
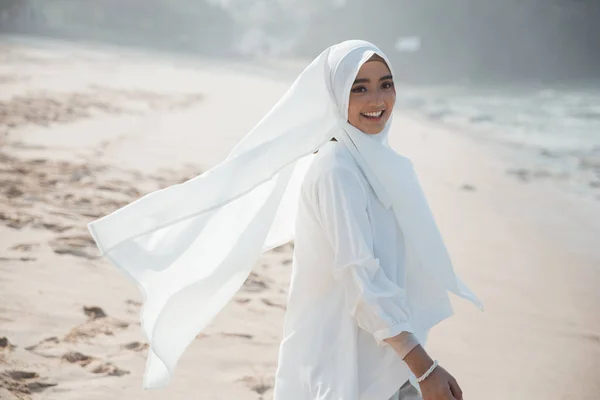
[{"xmin": 313, "ymin": 165, "xmax": 417, "ymax": 346}]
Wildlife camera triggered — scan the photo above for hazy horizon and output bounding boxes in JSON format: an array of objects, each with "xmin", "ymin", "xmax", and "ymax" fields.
[{"xmin": 1, "ymin": 0, "xmax": 600, "ymax": 84}]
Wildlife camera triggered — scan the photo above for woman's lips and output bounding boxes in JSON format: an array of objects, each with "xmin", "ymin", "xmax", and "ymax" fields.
[{"xmin": 360, "ymin": 110, "xmax": 385, "ymax": 122}]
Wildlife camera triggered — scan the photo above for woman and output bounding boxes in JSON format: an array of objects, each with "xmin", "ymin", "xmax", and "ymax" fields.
[
  {"xmin": 88, "ymin": 40, "xmax": 482, "ymax": 399},
  {"xmin": 273, "ymin": 50, "xmax": 469, "ymax": 400}
]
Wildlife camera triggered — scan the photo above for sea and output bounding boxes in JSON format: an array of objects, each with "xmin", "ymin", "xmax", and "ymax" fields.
[{"xmin": 395, "ymin": 83, "xmax": 600, "ymax": 201}]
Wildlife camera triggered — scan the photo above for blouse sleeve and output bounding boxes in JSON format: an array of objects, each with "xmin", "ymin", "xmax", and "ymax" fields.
[{"xmin": 313, "ymin": 165, "xmax": 419, "ymax": 347}]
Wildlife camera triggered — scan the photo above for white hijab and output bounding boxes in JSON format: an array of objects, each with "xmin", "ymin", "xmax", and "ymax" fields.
[{"xmin": 88, "ymin": 40, "xmax": 483, "ymax": 389}]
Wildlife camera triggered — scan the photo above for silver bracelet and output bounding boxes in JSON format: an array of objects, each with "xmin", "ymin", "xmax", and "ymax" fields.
[{"xmin": 417, "ymin": 359, "xmax": 439, "ymax": 383}]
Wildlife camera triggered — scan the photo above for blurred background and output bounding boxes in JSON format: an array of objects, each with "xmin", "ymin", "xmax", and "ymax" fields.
[
  {"xmin": 2, "ymin": 0, "xmax": 600, "ymax": 198},
  {"xmin": 1, "ymin": 1, "xmax": 599, "ymax": 400},
  {"xmin": 2, "ymin": 0, "xmax": 600, "ymax": 82}
]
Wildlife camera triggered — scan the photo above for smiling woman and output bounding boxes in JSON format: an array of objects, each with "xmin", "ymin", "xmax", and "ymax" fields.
[
  {"xmin": 348, "ymin": 53, "xmax": 396, "ymax": 134},
  {"xmin": 87, "ymin": 40, "xmax": 482, "ymax": 400}
]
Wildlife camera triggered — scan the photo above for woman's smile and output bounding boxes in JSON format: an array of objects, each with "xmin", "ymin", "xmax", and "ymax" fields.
[{"xmin": 360, "ymin": 109, "xmax": 386, "ymax": 122}]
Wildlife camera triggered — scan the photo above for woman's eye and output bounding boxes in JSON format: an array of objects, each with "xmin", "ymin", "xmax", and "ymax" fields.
[
  {"xmin": 351, "ymin": 86, "xmax": 366, "ymax": 93},
  {"xmin": 382, "ymin": 81, "xmax": 394, "ymax": 89}
]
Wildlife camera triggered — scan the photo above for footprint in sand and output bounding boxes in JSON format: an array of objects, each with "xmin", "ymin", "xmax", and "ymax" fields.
[
  {"xmin": 0, "ymin": 336, "xmax": 16, "ymax": 363},
  {"xmin": 25, "ymin": 338, "xmax": 130, "ymax": 377},
  {"xmin": 61, "ymin": 351, "xmax": 130, "ymax": 377},
  {"xmin": 0, "ymin": 256, "xmax": 36, "ymax": 262},
  {"xmin": 125, "ymin": 299, "xmax": 142, "ymax": 314},
  {"xmin": 125, "ymin": 299, "xmax": 142, "ymax": 307},
  {"xmin": 0, "ymin": 211, "xmax": 35, "ymax": 230},
  {"xmin": 0, "ymin": 370, "xmax": 57, "ymax": 397},
  {"xmin": 222, "ymin": 332, "xmax": 254, "ymax": 340},
  {"xmin": 63, "ymin": 306, "xmax": 129, "ymax": 343},
  {"xmin": 237, "ymin": 375, "xmax": 273, "ymax": 396},
  {"xmin": 50, "ymin": 235, "xmax": 98, "ymax": 259},
  {"xmin": 89, "ymin": 362, "xmax": 130, "ymax": 377},
  {"xmin": 261, "ymin": 298, "xmax": 286, "ymax": 311},
  {"xmin": 83, "ymin": 306, "xmax": 107, "ymax": 320},
  {"xmin": 121, "ymin": 341, "xmax": 149, "ymax": 352},
  {"xmin": 24, "ymin": 336, "xmax": 71, "ymax": 361},
  {"xmin": 101, "ymin": 179, "xmax": 141, "ymax": 196},
  {"xmin": 34, "ymin": 222, "xmax": 73, "ymax": 233},
  {"xmin": 460, "ymin": 183, "xmax": 477, "ymax": 192},
  {"xmin": 61, "ymin": 351, "xmax": 94, "ymax": 367},
  {"xmin": 242, "ymin": 272, "xmax": 270, "ymax": 293},
  {"xmin": 9, "ymin": 243, "xmax": 40, "ymax": 252},
  {"xmin": 25, "ymin": 336, "xmax": 60, "ymax": 352},
  {"xmin": 0, "ymin": 337, "xmax": 16, "ymax": 351}
]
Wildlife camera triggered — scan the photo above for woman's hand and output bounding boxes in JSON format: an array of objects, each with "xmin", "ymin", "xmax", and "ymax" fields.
[
  {"xmin": 383, "ymin": 336, "xmax": 464, "ymax": 400},
  {"xmin": 418, "ymin": 364, "xmax": 463, "ymax": 400},
  {"xmin": 398, "ymin": 344, "xmax": 463, "ymax": 400}
]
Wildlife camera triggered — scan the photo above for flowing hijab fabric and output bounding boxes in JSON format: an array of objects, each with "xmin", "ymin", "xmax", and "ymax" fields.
[{"xmin": 88, "ymin": 40, "xmax": 483, "ymax": 389}]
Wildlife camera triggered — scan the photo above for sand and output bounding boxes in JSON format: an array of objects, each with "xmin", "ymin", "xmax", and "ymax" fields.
[{"xmin": 1, "ymin": 36, "xmax": 599, "ymax": 400}]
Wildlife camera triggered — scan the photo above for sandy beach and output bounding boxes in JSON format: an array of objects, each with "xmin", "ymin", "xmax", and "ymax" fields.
[{"xmin": 1, "ymin": 37, "xmax": 599, "ymax": 400}]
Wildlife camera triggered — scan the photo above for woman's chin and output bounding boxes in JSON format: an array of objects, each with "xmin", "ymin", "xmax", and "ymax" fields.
[
  {"xmin": 361, "ymin": 125, "xmax": 386, "ymax": 135},
  {"xmin": 348, "ymin": 121, "xmax": 386, "ymax": 135}
]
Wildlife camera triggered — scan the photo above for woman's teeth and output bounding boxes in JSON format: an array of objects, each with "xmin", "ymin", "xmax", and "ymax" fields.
[{"xmin": 362, "ymin": 110, "xmax": 383, "ymax": 118}]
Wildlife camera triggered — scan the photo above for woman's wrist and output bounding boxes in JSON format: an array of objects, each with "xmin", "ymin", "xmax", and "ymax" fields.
[
  {"xmin": 382, "ymin": 331, "xmax": 420, "ymax": 359},
  {"xmin": 402, "ymin": 344, "xmax": 435, "ymax": 378}
]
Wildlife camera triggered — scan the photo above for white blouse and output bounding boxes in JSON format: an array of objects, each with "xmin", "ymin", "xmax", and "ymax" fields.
[{"xmin": 273, "ymin": 141, "xmax": 426, "ymax": 400}]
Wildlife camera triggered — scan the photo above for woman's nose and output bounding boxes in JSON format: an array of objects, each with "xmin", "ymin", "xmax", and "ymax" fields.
[{"xmin": 368, "ymin": 90, "xmax": 384, "ymax": 107}]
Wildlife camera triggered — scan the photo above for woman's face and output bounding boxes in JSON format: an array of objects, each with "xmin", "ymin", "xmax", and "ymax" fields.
[{"xmin": 347, "ymin": 59, "xmax": 395, "ymax": 135}]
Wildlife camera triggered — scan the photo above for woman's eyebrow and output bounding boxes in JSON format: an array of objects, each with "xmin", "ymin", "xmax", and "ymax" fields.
[
  {"xmin": 352, "ymin": 75, "xmax": 394, "ymax": 85},
  {"xmin": 353, "ymin": 78, "xmax": 370, "ymax": 84}
]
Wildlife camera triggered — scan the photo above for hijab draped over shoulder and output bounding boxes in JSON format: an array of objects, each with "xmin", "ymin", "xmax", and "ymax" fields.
[{"xmin": 88, "ymin": 40, "xmax": 483, "ymax": 389}]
